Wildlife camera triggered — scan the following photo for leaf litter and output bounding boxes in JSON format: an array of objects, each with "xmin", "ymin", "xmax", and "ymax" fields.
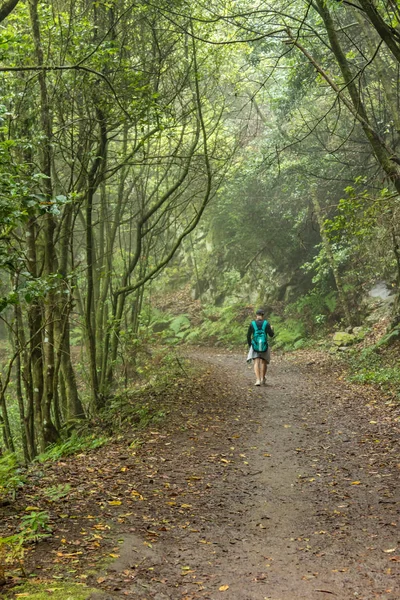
[{"xmin": 1, "ymin": 347, "xmax": 400, "ymax": 599}]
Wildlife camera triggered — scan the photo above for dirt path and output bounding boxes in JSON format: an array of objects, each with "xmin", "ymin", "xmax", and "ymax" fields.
[{"xmin": 4, "ymin": 349, "xmax": 400, "ymax": 599}]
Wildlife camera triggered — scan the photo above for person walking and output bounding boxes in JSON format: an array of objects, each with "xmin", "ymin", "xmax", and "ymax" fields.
[{"xmin": 247, "ymin": 309, "xmax": 275, "ymax": 386}]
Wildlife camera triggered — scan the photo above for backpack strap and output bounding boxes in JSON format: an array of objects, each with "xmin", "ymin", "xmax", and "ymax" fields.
[{"xmin": 253, "ymin": 320, "xmax": 268, "ymax": 332}]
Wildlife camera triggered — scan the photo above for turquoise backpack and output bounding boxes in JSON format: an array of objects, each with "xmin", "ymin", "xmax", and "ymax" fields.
[{"xmin": 251, "ymin": 320, "xmax": 268, "ymax": 352}]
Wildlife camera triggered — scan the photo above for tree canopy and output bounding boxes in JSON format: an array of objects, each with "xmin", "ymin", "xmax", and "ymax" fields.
[{"xmin": 1, "ymin": 0, "xmax": 400, "ymax": 458}]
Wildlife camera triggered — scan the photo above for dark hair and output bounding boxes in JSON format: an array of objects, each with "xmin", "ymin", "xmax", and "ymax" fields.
[{"xmin": 256, "ymin": 309, "xmax": 265, "ymax": 315}]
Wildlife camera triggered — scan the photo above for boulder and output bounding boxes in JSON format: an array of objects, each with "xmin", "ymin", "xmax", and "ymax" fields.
[{"xmin": 332, "ymin": 331, "xmax": 356, "ymax": 346}]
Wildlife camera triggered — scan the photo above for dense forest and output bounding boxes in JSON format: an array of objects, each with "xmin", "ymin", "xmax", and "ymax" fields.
[{"xmin": 0, "ymin": 0, "xmax": 400, "ymax": 461}]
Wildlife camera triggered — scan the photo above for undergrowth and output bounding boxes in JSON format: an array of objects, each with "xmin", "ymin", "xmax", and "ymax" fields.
[
  {"xmin": 148, "ymin": 302, "xmax": 314, "ymax": 351},
  {"xmin": 35, "ymin": 434, "xmax": 108, "ymax": 463},
  {"xmin": 346, "ymin": 343, "xmax": 400, "ymax": 398},
  {"xmin": 99, "ymin": 350, "xmax": 192, "ymax": 433},
  {"xmin": 0, "ymin": 454, "xmax": 25, "ymax": 502},
  {"xmin": 5, "ymin": 581, "xmax": 97, "ymax": 599}
]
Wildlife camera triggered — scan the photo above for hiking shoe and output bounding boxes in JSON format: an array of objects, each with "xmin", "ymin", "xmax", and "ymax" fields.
[
  {"xmin": 255, "ymin": 380, "xmax": 261, "ymax": 386},
  {"xmin": 262, "ymin": 378, "xmax": 267, "ymax": 385}
]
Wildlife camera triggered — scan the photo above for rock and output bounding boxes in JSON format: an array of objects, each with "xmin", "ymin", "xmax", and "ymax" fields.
[
  {"xmin": 365, "ymin": 297, "xmax": 395, "ymax": 323},
  {"xmin": 332, "ymin": 331, "xmax": 356, "ymax": 346},
  {"xmin": 368, "ymin": 281, "xmax": 393, "ymax": 300},
  {"xmin": 152, "ymin": 320, "xmax": 170, "ymax": 333}
]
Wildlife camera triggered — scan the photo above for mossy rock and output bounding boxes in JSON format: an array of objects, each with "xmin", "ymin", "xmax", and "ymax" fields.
[
  {"xmin": 332, "ymin": 331, "xmax": 356, "ymax": 346},
  {"xmin": 6, "ymin": 581, "xmax": 99, "ymax": 599}
]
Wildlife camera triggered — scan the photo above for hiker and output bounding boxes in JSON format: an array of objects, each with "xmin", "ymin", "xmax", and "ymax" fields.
[{"xmin": 247, "ymin": 309, "xmax": 274, "ymax": 386}]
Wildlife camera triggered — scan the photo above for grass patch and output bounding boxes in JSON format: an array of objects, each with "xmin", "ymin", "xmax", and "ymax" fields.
[
  {"xmin": 35, "ymin": 434, "xmax": 108, "ymax": 463},
  {"xmin": 5, "ymin": 581, "xmax": 98, "ymax": 599}
]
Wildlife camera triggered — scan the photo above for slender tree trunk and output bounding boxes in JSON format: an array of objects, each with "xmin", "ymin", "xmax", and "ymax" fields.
[
  {"xmin": 16, "ymin": 299, "xmax": 36, "ymax": 459},
  {"xmin": 14, "ymin": 302, "xmax": 31, "ymax": 463},
  {"xmin": 58, "ymin": 203, "xmax": 85, "ymax": 420},
  {"xmin": 0, "ymin": 378, "xmax": 15, "ymax": 453},
  {"xmin": 85, "ymin": 108, "xmax": 107, "ymax": 410},
  {"xmin": 29, "ymin": 0, "xmax": 59, "ymax": 445},
  {"xmin": 26, "ymin": 216, "xmax": 45, "ymax": 451}
]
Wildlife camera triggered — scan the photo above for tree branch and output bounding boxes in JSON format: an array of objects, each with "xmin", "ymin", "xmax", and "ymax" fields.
[{"xmin": 0, "ymin": 0, "xmax": 20, "ymax": 23}]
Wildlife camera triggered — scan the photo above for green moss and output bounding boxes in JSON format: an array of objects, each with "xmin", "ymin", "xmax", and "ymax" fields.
[
  {"xmin": 6, "ymin": 581, "xmax": 98, "ymax": 599},
  {"xmin": 332, "ymin": 331, "xmax": 356, "ymax": 346}
]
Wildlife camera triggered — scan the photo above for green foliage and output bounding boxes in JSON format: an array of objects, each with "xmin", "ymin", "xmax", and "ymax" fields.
[
  {"xmin": 185, "ymin": 303, "xmax": 251, "ymax": 347},
  {"xmin": 270, "ymin": 316, "xmax": 306, "ymax": 351},
  {"xmin": 0, "ymin": 532, "xmax": 26, "ymax": 580},
  {"xmin": 42, "ymin": 483, "xmax": 71, "ymax": 502},
  {"xmin": 105, "ymin": 396, "xmax": 166, "ymax": 430},
  {"xmin": 144, "ymin": 309, "xmax": 192, "ymax": 345},
  {"xmin": 0, "ymin": 510, "xmax": 51, "ymax": 580},
  {"xmin": 169, "ymin": 315, "xmax": 191, "ymax": 336},
  {"xmin": 35, "ymin": 435, "xmax": 108, "ymax": 463},
  {"xmin": 20, "ymin": 510, "xmax": 52, "ymax": 543},
  {"xmin": 350, "ymin": 365, "xmax": 400, "ymax": 388},
  {"xmin": 0, "ymin": 453, "xmax": 25, "ymax": 501},
  {"xmin": 4, "ymin": 581, "xmax": 97, "ymax": 600},
  {"xmin": 347, "ymin": 345, "xmax": 400, "ymax": 395}
]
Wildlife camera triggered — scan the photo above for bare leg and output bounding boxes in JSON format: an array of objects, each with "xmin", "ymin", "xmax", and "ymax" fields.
[
  {"xmin": 254, "ymin": 358, "xmax": 262, "ymax": 384},
  {"xmin": 261, "ymin": 360, "xmax": 267, "ymax": 383}
]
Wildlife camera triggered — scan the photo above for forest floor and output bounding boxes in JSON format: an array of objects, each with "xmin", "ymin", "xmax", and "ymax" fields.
[{"xmin": 2, "ymin": 348, "xmax": 400, "ymax": 600}]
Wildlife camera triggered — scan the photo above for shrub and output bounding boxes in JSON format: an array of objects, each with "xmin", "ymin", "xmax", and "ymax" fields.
[{"xmin": 0, "ymin": 453, "xmax": 25, "ymax": 501}]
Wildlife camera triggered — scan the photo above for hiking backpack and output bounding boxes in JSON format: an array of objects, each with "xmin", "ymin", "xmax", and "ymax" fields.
[{"xmin": 251, "ymin": 320, "xmax": 268, "ymax": 353}]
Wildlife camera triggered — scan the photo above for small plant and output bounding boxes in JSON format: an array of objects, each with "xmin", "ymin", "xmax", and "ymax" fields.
[
  {"xmin": 20, "ymin": 509, "xmax": 52, "ymax": 543},
  {"xmin": 0, "ymin": 510, "xmax": 51, "ymax": 582},
  {"xmin": 0, "ymin": 453, "xmax": 25, "ymax": 502},
  {"xmin": 0, "ymin": 533, "xmax": 26, "ymax": 581},
  {"xmin": 42, "ymin": 483, "xmax": 71, "ymax": 502}
]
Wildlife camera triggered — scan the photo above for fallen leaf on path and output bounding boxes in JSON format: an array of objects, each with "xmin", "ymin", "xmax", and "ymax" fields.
[
  {"xmin": 219, "ymin": 585, "xmax": 229, "ymax": 591},
  {"xmin": 351, "ymin": 481, "xmax": 361, "ymax": 485},
  {"xmin": 383, "ymin": 548, "xmax": 397, "ymax": 553},
  {"xmin": 131, "ymin": 490, "xmax": 144, "ymax": 500},
  {"xmin": 108, "ymin": 500, "xmax": 122, "ymax": 505}
]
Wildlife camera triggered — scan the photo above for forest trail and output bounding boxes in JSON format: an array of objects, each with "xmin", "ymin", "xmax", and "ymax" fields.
[
  {"xmin": 131, "ymin": 348, "xmax": 398, "ymax": 600},
  {"xmin": 5, "ymin": 349, "xmax": 400, "ymax": 600}
]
